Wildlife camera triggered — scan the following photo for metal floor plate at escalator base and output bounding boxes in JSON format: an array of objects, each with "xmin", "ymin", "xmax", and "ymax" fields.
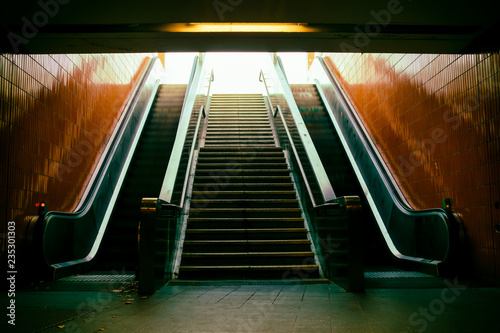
[
  {"xmin": 364, "ymin": 271, "xmax": 433, "ymax": 279},
  {"xmin": 60, "ymin": 274, "xmax": 135, "ymax": 283}
]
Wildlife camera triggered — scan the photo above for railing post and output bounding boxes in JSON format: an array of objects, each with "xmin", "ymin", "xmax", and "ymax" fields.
[
  {"xmin": 315, "ymin": 196, "xmax": 364, "ymax": 292},
  {"xmin": 139, "ymin": 197, "xmax": 160, "ymax": 295},
  {"xmin": 338, "ymin": 196, "xmax": 364, "ymax": 292},
  {"xmin": 139, "ymin": 198, "xmax": 181, "ymax": 295}
]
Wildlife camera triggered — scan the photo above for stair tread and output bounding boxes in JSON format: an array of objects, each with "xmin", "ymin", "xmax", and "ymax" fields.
[
  {"xmin": 204, "ymin": 145, "xmax": 277, "ymax": 148},
  {"xmin": 194, "ymin": 176, "xmax": 290, "ymax": 179},
  {"xmin": 186, "ymin": 228, "xmax": 307, "ymax": 233},
  {"xmin": 189, "ymin": 208, "xmax": 301, "ymax": 212},
  {"xmin": 192, "ymin": 191, "xmax": 296, "ymax": 195},
  {"xmin": 187, "ymin": 217, "xmax": 304, "ymax": 222},
  {"xmin": 200, "ymin": 145, "xmax": 284, "ymax": 152},
  {"xmin": 192, "ymin": 183, "xmax": 293, "ymax": 187},
  {"xmin": 198, "ymin": 156, "xmax": 285, "ymax": 163},
  {"xmin": 180, "ymin": 265, "xmax": 318, "ymax": 270},
  {"xmin": 190, "ymin": 199, "xmax": 297, "ymax": 203},
  {"xmin": 184, "ymin": 239, "xmax": 310, "ymax": 244},
  {"xmin": 183, "ymin": 251, "xmax": 314, "ymax": 256},
  {"xmin": 198, "ymin": 152, "xmax": 283, "ymax": 155}
]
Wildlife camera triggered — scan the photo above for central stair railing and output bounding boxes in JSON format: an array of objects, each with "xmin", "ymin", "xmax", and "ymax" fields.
[{"xmin": 260, "ymin": 54, "xmax": 364, "ymax": 291}]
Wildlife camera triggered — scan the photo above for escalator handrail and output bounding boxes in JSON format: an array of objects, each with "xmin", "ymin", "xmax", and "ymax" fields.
[
  {"xmin": 273, "ymin": 105, "xmax": 320, "ymax": 207},
  {"xmin": 269, "ymin": 57, "xmax": 336, "ymax": 203},
  {"xmin": 317, "ymin": 57, "xmax": 452, "ymax": 217},
  {"xmin": 159, "ymin": 56, "xmax": 201, "ymax": 204},
  {"xmin": 318, "ymin": 57, "xmax": 414, "ymax": 211},
  {"xmin": 178, "ymin": 71, "xmax": 214, "ymax": 207},
  {"xmin": 65, "ymin": 57, "xmax": 160, "ymax": 216},
  {"xmin": 159, "ymin": 57, "xmax": 212, "ymax": 206},
  {"xmin": 314, "ymin": 57, "xmax": 452, "ymax": 264},
  {"xmin": 38, "ymin": 57, "xmax": 163, "ymax": 268},
  {"xmin": 259, "ymin": 63, "xmax": 336, "ymax": 207}
]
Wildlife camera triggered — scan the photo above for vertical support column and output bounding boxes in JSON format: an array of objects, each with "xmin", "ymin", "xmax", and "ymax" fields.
[
  {"xmin": 341, "ymin": 196, "xmax": 364, "ymax": 292},
  {"xmin": 139, "ymin": 198, "xmax": 160, "ymax": 295},
  {"xmin": 315, "ymin": 196, "xmax": 364, "ymax": 292}
]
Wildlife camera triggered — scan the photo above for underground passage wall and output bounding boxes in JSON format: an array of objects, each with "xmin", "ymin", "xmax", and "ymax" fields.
[
  {"xmin": 0, "ymin": 53, "xmax": 153, "ymax": 271},
  {"xmin": 324, "ymin": 52, "xmax": 500, "ymax": 283}
]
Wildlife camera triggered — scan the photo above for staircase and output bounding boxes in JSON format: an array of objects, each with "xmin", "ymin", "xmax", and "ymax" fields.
[{"xmin": 179, "ymin": 94, "xmax": 319, "ymax": 279}]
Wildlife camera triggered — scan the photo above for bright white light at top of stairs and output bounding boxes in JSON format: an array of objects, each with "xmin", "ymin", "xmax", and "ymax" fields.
[{"xmin": 163, "ymin": 52, "xmax": 310, "ymax": 92}]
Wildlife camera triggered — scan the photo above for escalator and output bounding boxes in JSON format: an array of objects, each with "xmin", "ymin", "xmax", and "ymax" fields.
[
  {"xmin": 290, "ymin": 84, "xmax": 392, "ymax": 268},
  {"xmin": 298, "ymin": 57, "xmax": 461, "ymax": 275},
  {"xmin": 94, "ymin": 84, "xmax": 186, "ymax": 271},
  {"xmin": 30, "ymin": 56, "xmax": 208, "ymax": 283}
]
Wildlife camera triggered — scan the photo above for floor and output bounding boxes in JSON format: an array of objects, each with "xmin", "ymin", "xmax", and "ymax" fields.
[{"xmin": 3, "ymin": 276, "xmax": 499, "ymax": 333}]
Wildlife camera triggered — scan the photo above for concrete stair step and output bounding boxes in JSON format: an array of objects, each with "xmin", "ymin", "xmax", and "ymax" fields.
[
  {"xmin": 193, "ymin": 175, "xmax": 290, "ymax": 183},
  {"xmin": 198, "ymin": 157, "xmax": 284, "ymax": 163},
  {"xmin": 188, "ymin": 207, "xmax": 302, "ymax": 218},
  {"xmin": 204, "ymin": 144, "xmax": 276, "ymax": 148},
  {"xmin": 182, "ymin": 239, "xmax": 312, "ymax": 252},
  {"xmin": 187, "ymin": 217, "xmax": 305, "ymax": 229},
  {"xmin": 181, "ymin": 252, "xmax": 315, "ymax": 265},
  {"xmin": 207, "ymin": 129, "xmax": 273, "ymax": 136},
  {"xmin": 191, "ymin": 183, "xmax": 295, "ymax": 191},
  {"xmin": 196, "ymin": 163, "xmax": 287, "ymax": 169},
  {"xmin": 195, "ymin": 169, "xmax": 289, "ymax": 175},
  {"xmin": 198, "ymin": 151, "xmax": 284, "ymax": 157},
  {"xmin": 191, "ymin": 190, "xmax": 297, "ymax": 199},
  {"xmin": 200, "ymin": 146, "xmax": 282, "ymax": 152},
  {"xmin": 207, "ymin": 124, "xmax": 271, "ymax": 128},
  {"xmin": 189, "ymin": 198, "xmax": 299, "ymax": 208},
  {"xmin": 185, "ymin": 228, "xmax": 308, "ymax": 240}
]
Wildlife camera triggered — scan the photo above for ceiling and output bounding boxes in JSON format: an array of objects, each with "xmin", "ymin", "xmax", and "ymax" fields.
[{"xmin": 1, "ymin": 0, "xmax": 499, "ymax": 54}]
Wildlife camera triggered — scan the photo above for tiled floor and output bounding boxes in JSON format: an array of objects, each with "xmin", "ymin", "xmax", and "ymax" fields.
[{"xmin": 3, "ymin": 279, "xmax": 500, "ymax": 333}]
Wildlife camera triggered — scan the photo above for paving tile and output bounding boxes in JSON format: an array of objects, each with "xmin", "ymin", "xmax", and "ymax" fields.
[
  {"xmin": 331, "ymin": 323, "xmax": 372, "ymax": 332},
  {"xmin": 292, "ymin": 327, "xmax": 331, "ymax": 333},
  {"xmin": 9, "ymin": 282, "xmax": 498, "ymax": 333}
]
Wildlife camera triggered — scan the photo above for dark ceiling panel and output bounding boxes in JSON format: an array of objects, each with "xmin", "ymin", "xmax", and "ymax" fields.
[{"xmin": 1, "ymin": 0, "xmax": 499, "ymax": 53}]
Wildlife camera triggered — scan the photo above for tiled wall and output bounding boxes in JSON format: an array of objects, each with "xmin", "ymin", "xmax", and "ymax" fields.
[
  {"xmin": 324, "ymin": 53, "xmax": 500, "ymax": 282},
  {"xmin": 0, "ymin": 53, "xmax": 152, "ymax": 258}
]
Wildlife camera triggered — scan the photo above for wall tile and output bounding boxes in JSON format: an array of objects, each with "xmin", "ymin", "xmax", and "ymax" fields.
[
  {"xmin": 326, "ymin": 52, "xmax": 500, "ymax": 282},
  {"xmin": 1, "ymin": 53, "xmax": 152, "ymax": 261}
]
